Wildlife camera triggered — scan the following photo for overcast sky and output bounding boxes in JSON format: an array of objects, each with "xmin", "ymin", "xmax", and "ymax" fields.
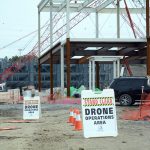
[
  {"xmin": 0, "ymin": 0, "xmax": 146, "ymax": 58},
  {"xmin": 0, "ymin": 0, "xmax": 41, "ymax": 58}
]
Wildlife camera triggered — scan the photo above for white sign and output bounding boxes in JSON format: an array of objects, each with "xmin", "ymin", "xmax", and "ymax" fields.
[
  {"xmin": 23, "ymin": 96, "xmax": 41, "ymax": 120},
  {"xmin": 81, "ymin": 89, "xmax": 118, "ymax": 138}
]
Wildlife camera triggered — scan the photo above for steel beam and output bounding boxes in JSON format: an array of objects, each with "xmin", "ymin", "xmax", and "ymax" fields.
[
  {"xmin": 97, "ymin": 50, "xmax": 117, "ymax": 55},
  {"xmin": 117, "ymin": 59, "xmax": 120, "ymax": 77},
  {"xmin": 39, "ymin": 53, "xmax": 50, "ymax": 64},
  {"xmin": 57, "ymin": 1, "xmax": 68, "ymax": 12},
  {"xmin": 146, "ymin": 0, "xmax": 150, "ymax": 75},
  {"xmin": 38, "ymin": 60, "xmax": 42, "ymax": 92},
  {"xmin": 42, "ymin": 6, "xmax": 145, "ymax": 14},
  {"xmin": 60, "ymin": 45, "xmax": 64, "ymax": 96},
  {"xmin": 92, "ymin": 60, "xmax": 95, "ymax": 91},
  {"xmin": 38, "ymin": 0, "xmax": 49, "ymax": 12},
  {"xmin": 89, "ymin": 60, "xmax": 92, "ymax": 90},
  {"xmin": 66, "ymin": 38, "xmax": 71, "ymax": 97},
  {"xmin": 147, "ymin": 39, "xmax": 150, "ymax": 75},
  {"xmin": 96, "ymin": 62, "xmax": 99, "ymax": 88},
  {"xmin": 72, "ymin": 50, "xmax": 97, "ymax": 56},
  {"xmin": 118, "ymin": 47, "xmax": 141, "ymax": 55},
  {"xmin": 50, "ymin": 0, "xmax": 53, "ymax": 48},
  {"xmin": 96, "ymin": 12, "xmax": 99, "ymax": 38},
  {"xmin": 50, "ymin": 50, "xmax": 53, "ymax": 99},
  {"xmin": 78, "ymin": 56, "xmax": 89, "ymax": 64},
  {"xmin": 113, "ymin": 61, "xmax": 117, "ymax": 78},
  {"xmin": 66, "ymin": 0, "xmax": 70, "ymax": 38},
  {"xmin": 38, "ymin": 10, "xmax": 41, "ymax": 58},
  {"xmin": 117, "ymin": 0, "xmax": 120, "ymax": 38},
  {"xmin": 77, "ymin": 0, "xmax": 94, "ymax": 12},
  {"xmin": 96, "ymin": 0, "xmax": 115, "ymax": 12}
]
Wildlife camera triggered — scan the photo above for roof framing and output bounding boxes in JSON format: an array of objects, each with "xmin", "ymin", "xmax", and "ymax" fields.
[
  {"xmin": 39, "ymin": 38, "xmax": 147, "ymax": 64},
  {"xmin": 38, "ymin": 0, "xmax": 145, "ymax": 14}
]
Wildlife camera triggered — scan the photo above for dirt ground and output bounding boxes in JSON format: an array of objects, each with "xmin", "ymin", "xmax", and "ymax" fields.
[{"xmin": 0, "ymin": 103, "xmax": 150, "ymax": 150}]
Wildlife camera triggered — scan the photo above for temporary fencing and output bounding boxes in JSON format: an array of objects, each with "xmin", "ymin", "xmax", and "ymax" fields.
[
  {"xmin": 121, "ymin": 93, "xmax": 150, "ymax": 121},
  {"xmin": 0, "ymin": 86, "xmax": 86, "ymax": 104}
]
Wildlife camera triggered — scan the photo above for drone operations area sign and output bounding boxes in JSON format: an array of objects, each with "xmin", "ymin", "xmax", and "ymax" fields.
[{"xmin": 81, "ymin": 89, "xmax": 118, "ymax": 138}]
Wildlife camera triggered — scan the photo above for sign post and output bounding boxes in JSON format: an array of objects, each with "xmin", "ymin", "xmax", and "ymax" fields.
[
  {"xmin": 23, "ymin": 96, "xmax": 41, "ymax": 120},
  {"xmin": 81, "ymin": 89, "xmax": 118, "ymax": 138}
]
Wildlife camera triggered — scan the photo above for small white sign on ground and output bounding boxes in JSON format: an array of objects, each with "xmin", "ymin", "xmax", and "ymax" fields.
[
  {"xmin": 23, "ymin": 96, "xmax": 41, "ymax": 120},
  {"xmin": 81, "ymin": 89, "xmax": 118, "ymax": 138}
]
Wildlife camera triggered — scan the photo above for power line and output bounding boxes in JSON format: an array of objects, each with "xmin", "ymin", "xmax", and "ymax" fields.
[{"xmin": 0, "ymin": 20, "xmax": 49, "ymax": 50}]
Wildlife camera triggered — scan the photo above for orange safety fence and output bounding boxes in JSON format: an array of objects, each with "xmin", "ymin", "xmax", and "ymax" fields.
[
  {"xmin": 18, "ymin": 94, "xmax": 81, "ymax": 105},
  {"xmin": 48, "ymin": 96, "xmax": 81, "ymax": 105},
  {"xmin": 121, "ymin": 93, "xmax": 150, "ymax": 121}
]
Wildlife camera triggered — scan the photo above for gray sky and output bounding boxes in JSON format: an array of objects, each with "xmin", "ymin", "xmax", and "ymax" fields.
[
  {"xmin": 0, "ymin": 0, "xmax": 146, "ymax": 58},
  {"xmin": 0, "ymin": 0, "xmax": 41, "ymax": 58}
]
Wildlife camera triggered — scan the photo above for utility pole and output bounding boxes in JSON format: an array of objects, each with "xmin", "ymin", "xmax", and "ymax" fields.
[{"xmin": 18, "ymin": 49, "xmax": 22, "ymax": 57}]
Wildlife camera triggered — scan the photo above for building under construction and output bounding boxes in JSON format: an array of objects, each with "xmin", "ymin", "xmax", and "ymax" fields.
[
  {"xmin": 0, "ymin": 0, "xmax": 149, "ymax": 97},
  {"xmin": 37, "ymin": 0, "xmax": 148, "ymax": 97}
]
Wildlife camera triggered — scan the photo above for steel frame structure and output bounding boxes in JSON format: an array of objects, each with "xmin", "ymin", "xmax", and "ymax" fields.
[
  {"xmin": 0, "ymin": 0, "xmax": 145, "ymax": 85},
  {"xmin": 88, "ymin": 56, "xmax": 123, "ymax": 90},
  {"xmin": 37, "ymin": 0, "xmax": 146, "ymax": 56},
  {"xmin": 37, "ymin": 0, "xmax": 148, "ymax": 97}
]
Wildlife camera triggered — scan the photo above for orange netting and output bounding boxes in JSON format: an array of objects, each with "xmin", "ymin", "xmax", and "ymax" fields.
[{"xmin": 121, "ymin": 93, "xmax": 150, "ymax": 121}]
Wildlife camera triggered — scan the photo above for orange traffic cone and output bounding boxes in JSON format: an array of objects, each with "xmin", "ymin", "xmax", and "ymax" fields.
[
  {"xmin": 67, "ymin": 107, "xmax": 74, "ymax": 123},
  {"xmin": 72, "ymin": 108, "xmax": 78, "ymax": 126},
  {"xmin": 74, "ymin": 109, "xmax": 82, "ymax": 131}
]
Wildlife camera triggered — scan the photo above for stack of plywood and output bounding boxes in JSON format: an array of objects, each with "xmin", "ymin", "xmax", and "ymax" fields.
[
  {"xmin": 0, "ymin": 89, "xmax": 21, "ymax": 104},
  {"xmin": 13, "ymin": 89, "xmax": 20, "ymax": 103},
  {"xmin": 0, "ymin": 92, "xmax": 10, "ymax": 103},
  {"xmin": 8, "ymin": 89, "xmax": 14, "ymax": 103}
]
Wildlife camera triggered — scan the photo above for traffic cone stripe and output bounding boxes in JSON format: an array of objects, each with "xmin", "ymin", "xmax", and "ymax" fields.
[
  {"xmin": 70, "ymin": 111, "xmax": 73, "ymax": 116},
  {"xmin": 76, "ymin": 114, "xmax": 81, "ymax": 121},
  {"xmin": 73, "ymin": 108, "xmax": 77, "ymax": 125},
  {"xmin": 67, "ymin": 108, "xmax": 74, "ymax": 123},
  {"xmin": 74, "ymin": 109, "xmax": 82, "ymax": 131}
]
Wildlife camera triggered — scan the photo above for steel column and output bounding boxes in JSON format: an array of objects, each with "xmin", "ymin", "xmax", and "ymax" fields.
[
  {"xmin": 66, "ymin": 38, "xmax": 71, "ymax": 97},
  {"xmin": 113, "ymin": 61, "xmax": 117, "ymax": 78},
  {"xmin": 146, "ymin": 0, "xmax": 150, "ymax": 75},
  {"xmin": 66, "ymin": 0, "xmax": 70, "ymax": 38},
  {"xmin": 117, "ymin": 0, "xmax": 120, "ymax": 38},
  {"xmin": 38, "ymin": 60, "xmax": 42, "ymax": 92},
  {"xmin": 117, "ymin": 59, "xmax": 120, "ymax": 77},
  {"xmin": 50, "ymin": 0, "xmax": 53, "ymax": 48},
  {"xmin": 92, "ymin": 60, "xmax": 95, "ymax": 91},
  {"xmin": 50, "ymin": 51, "xmax": 53, "ymax": 99},
  {"xmin": 60, "ymin": 45, "xmax": 64, "ymax": 96},
  {"xmin": 89, "ymin": 60, "xmax": 92, "ymax": 90},
  {"xmin": 96, "ymin": 12, "xmax": 99, "ymax": 38},
  {"xmin": 96, "ymin": 62, "xmax": 100, "ymax": 88},
  {"xmin": 38, "ymin": 10, "xmax": 41, "ymax": 57}
]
